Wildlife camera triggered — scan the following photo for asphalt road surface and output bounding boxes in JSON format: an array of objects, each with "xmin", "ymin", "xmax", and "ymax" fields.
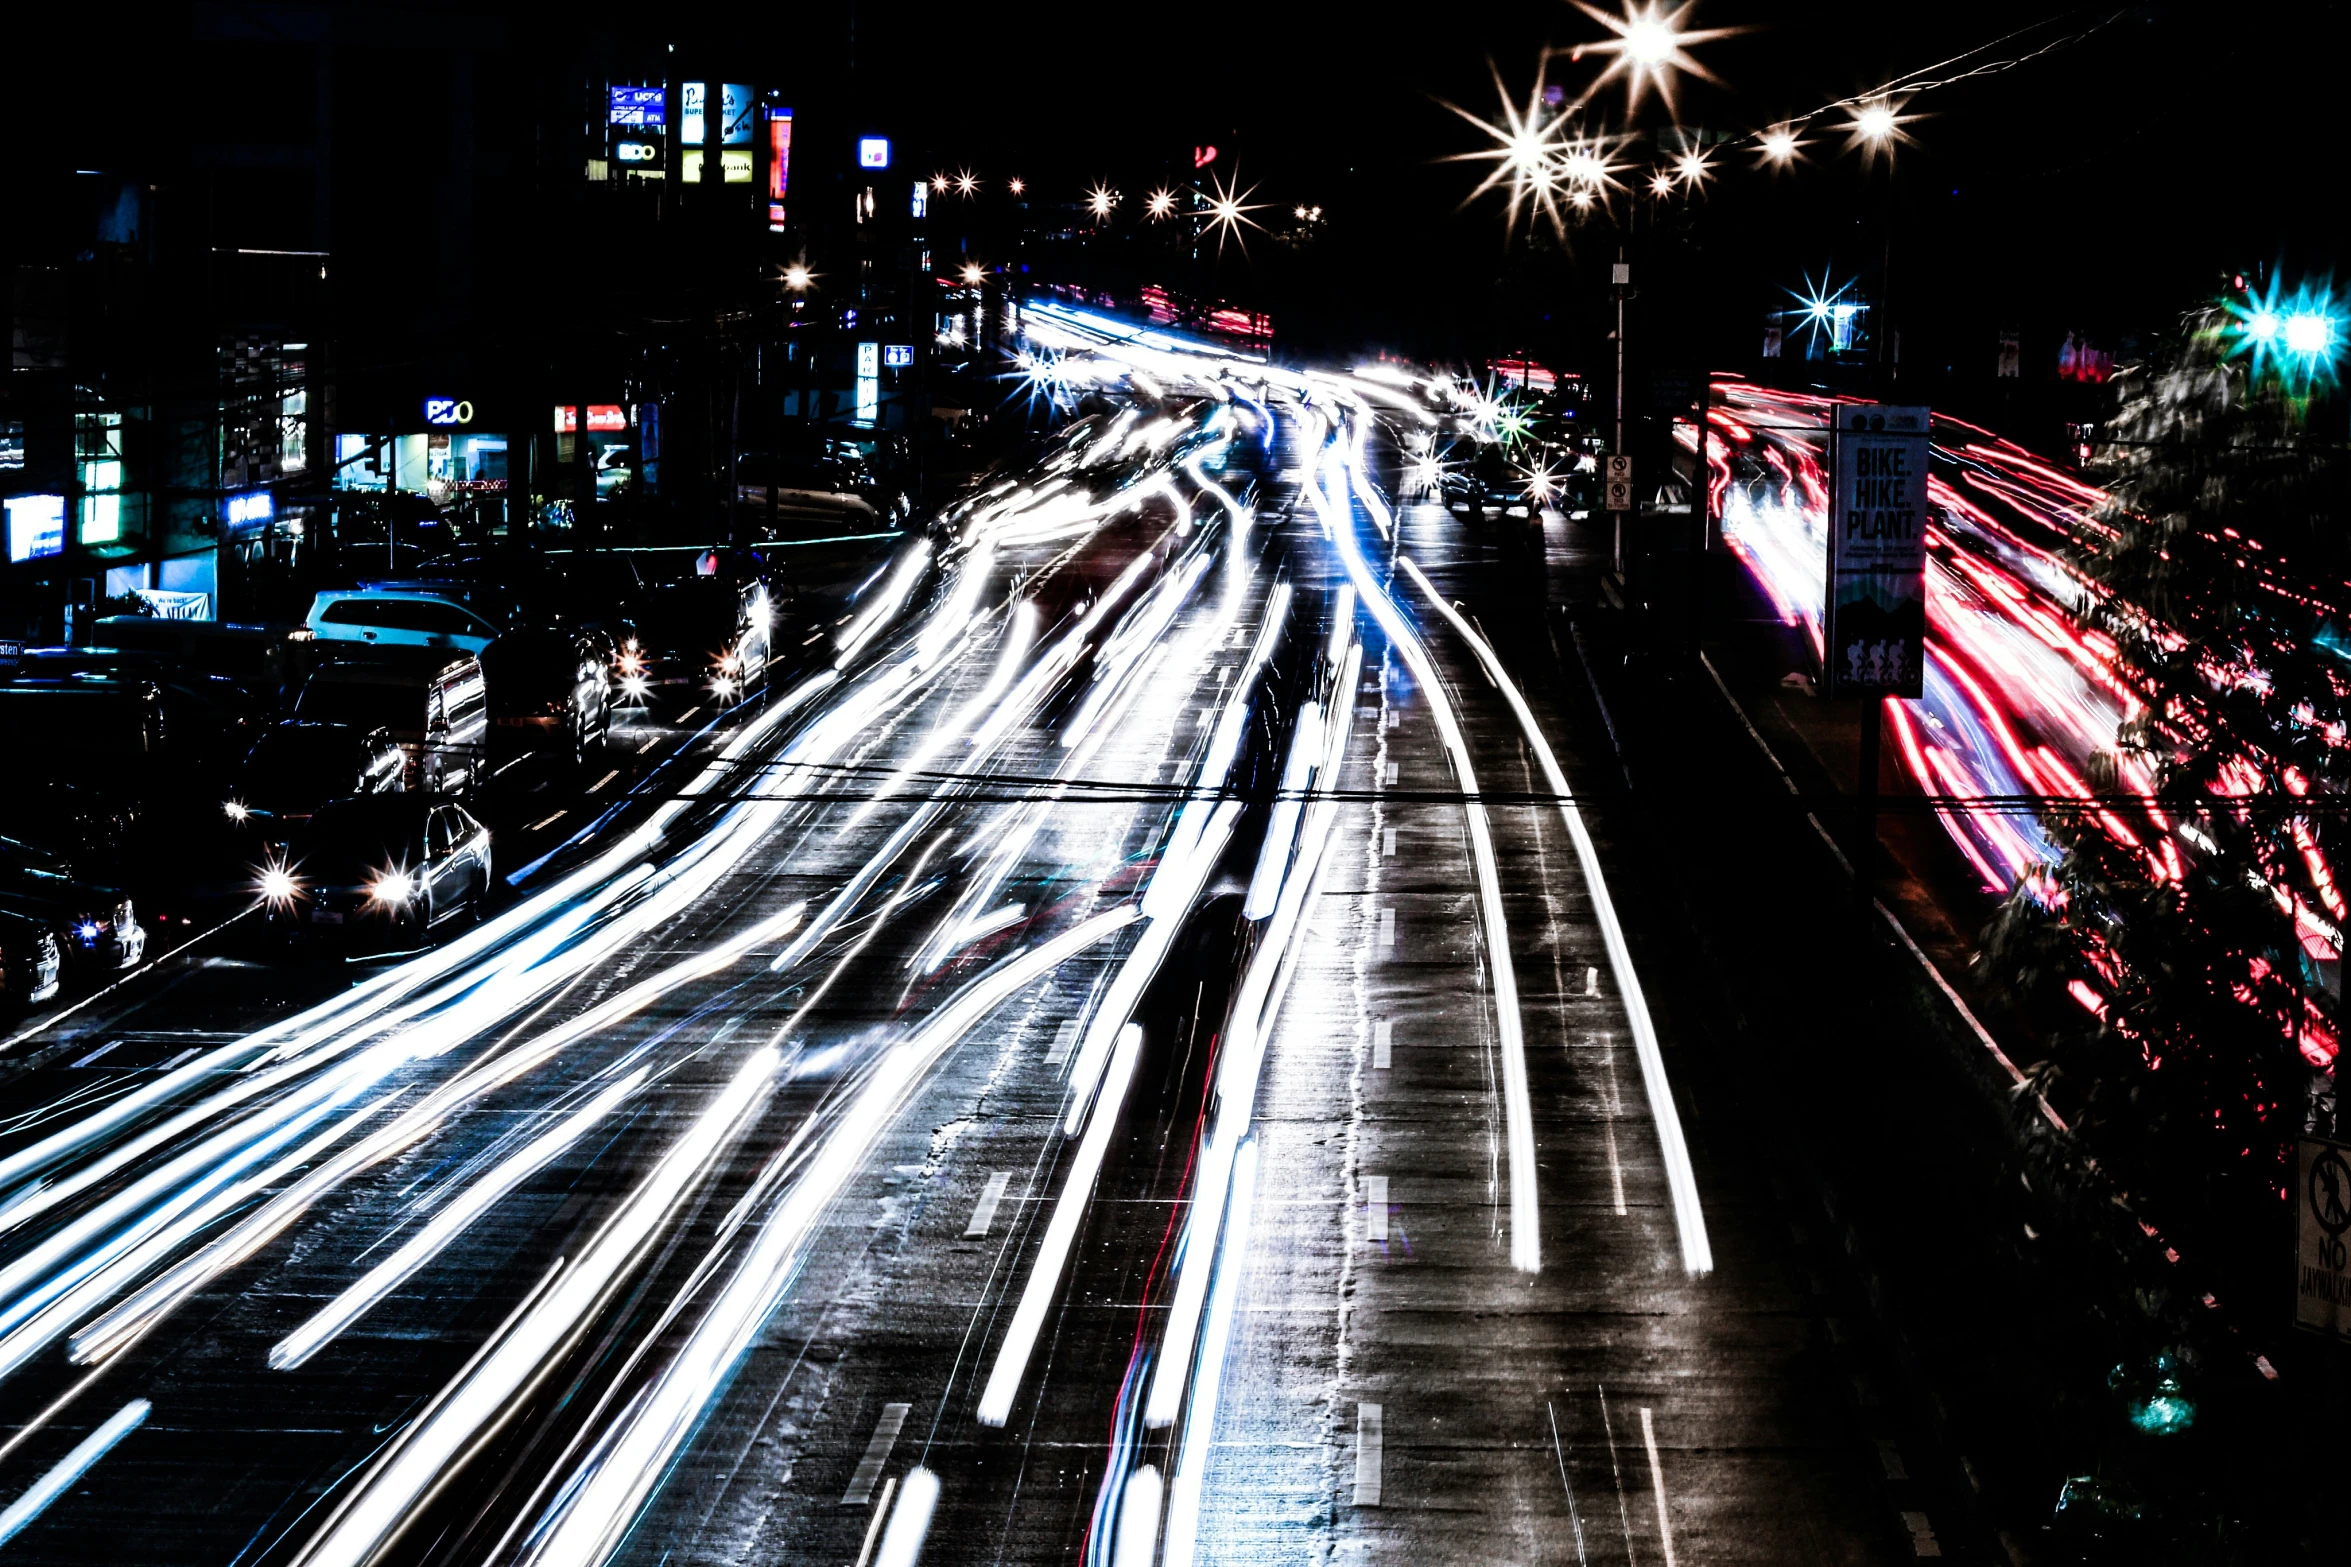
[{"xmin": 0, "ymin": 329, "xmax": 1904, "ymax": 1565}]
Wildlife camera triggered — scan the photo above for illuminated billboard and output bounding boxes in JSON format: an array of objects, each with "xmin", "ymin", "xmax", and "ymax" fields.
[
  {"xmin": 858, "ymin": 137, "xmax": 890, "ymax": 169},
  {"xmin": 224, "ymin": 490, "xmax": 274, "ymax": 532},
  {"xmin": 681, "ymin": 82, "xmax": 707, "ymax": 146},
  {"xmin": 769, "ymin": 109, "xmax": 792, "ymax": 201},
  {"xmin": 609, "ymin": 87, "xmax": 666, "ymax": 126},
  {"xmin": 554, "ymin": 405, "xmax": 629, "ymax": 433},
  {"xmin": 720, "ymin": 84, "xmax": 754, "ymax": 145},
  {"xmin": 5, "ymin": 494, "xmax": 65, "ymax": 564}
]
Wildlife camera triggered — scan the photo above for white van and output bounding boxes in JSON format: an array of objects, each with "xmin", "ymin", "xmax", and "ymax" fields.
[{"xmin": 295, "ymin": 653, "xmax": 490, "ymax": 798}]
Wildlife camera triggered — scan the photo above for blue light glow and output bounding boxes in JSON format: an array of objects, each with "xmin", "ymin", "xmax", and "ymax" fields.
[{"xmin": 2225, "ymin": 275, "xmax": 2344, "ymax": 388}]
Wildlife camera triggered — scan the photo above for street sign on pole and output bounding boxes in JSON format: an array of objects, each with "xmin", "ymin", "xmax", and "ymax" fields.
[
  {"xmin": 1604, "ymin": 454, "xmax": 1633, "ymax": 512},
  {"xmin": 2299, "ymin": 1136, "xmax": 2351, "ymax": 1338},
  {"xmin": 1823, "ymin": 403, "xmax": 1930, "ymax": 699}
]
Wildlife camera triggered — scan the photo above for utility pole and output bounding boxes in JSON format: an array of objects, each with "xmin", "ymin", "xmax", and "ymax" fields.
[{"xmin": 1612, "ymin": 247, "xmax": 1629, "ymax": 577}]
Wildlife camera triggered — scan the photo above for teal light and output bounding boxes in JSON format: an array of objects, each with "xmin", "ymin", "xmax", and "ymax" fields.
[
  {"xmin": 2128, "ymin": 1391, "xmax": 2196, "ymax": 1435},
  {"xmin": 2223, "ymin": 276, "xmax": 2344, "ymax": 389}
]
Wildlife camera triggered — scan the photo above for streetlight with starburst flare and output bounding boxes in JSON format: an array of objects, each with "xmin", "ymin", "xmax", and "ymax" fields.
[
  {"xmin": 1198, "ymin": 170, "xmax": 1263, "ymax": 257},
  {"xmin": 1568, "ymin": 0, "xmax": 1742, "ymax": 117}
]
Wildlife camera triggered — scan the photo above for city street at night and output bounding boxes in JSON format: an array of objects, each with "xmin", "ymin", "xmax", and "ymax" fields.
[{"xmin": 7, "ymin": 4, "xmax": 2351, "ymax": 1564}]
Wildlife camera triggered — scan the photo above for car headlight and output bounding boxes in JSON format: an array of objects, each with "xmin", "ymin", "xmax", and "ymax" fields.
[
  {"xmin": 259, "ymin": 867, "xmax": 299, "ymax": 906},
  {"xmin": 223, "ymin": 800, "xmax": 250, "ymax": 822},
  {"xmin": 368, "ymin": 870, "xmax": 416, "ymax": 907}
]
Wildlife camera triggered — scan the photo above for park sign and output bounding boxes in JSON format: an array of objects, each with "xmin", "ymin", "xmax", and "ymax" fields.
[
  {"xmin": 1824, "ymin": 403, "xmax": 1930, "ymax": 699},
  {"xmin": 2299, "ymin": 1136, "xmax": 2351, "ymax": 1339}
]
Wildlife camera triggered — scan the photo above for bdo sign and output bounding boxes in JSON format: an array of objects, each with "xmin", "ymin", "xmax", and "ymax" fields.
[{"xmin": 1824, "ymin": 403, "xmax": 1929, "ymax": 698}]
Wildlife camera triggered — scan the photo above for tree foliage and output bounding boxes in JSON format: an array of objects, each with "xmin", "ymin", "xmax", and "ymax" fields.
[{"xmin": 1982, "ymin": 305, "xmax": 2351, "ymax": 1246}]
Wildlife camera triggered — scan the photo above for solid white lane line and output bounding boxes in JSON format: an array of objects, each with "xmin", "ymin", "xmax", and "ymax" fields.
[
  {"xmin": 1376, "ymin": 908, "xmax": 1396, "ymax": 949},
  {"xmin": 871, "ymin": 1466, "xmax": 940, "ymax": 1567},
  {"xmin": 1365, "ymin": 1175, "xmax": 1389, "ymax": 1242},
  {"xmin": 1353, "ymin": 1402, "xmax": 1384, "ymax": 1506},
  {"xmin": 851, "ymin": 1477, "xmax": 896, "ymax": 1567},
  {"xmin": 1397, "ymin": 552, "xmax": 1713, "ymax": 1276},
  {"xmin": 1045, "ymin": 1019, "xmax": 1080, "ymax": 1066},
  {"xmin": 843, "ymin": 1403, "xmax": 911, "ymax": 1505},
  {"xmin": 963, "ymin": 1172, "xmax": 1013, "ymax": 1239},
  {"xmin": 1640, "ymin": 1407, "xmax": 1679, "ymax": 1567},
  {"xmin": 1373, "ymin": 1019, "xmax": 1393, "ymax": 1070},
  {"xmin": 0, "ymin": 1398, "xmax": 148, "ymax": 1547}
]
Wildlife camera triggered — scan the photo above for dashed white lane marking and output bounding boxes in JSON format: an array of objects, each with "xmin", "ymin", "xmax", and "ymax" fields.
[
  {"xmin": 587, "ymin": 769, "xmax": 619, "ymax": 793},
  {"xmin": 1373, "ymin": 1019, "xmax": 1393, "ymax": 1070},
  {"xmin": 1901, "ymin": 1511, "xmax": 1943, "ymax": 1557},
  {"xmin": 1353, "ymin": 1403, "xmax": 1384, "ymax": 1506},
  {"xmin": 1045, "ymin": 1018, "xmax": 1080, "ymax": 1066},
  {"xmin": 1382, "ymin": 827, "xmax": 1398, "ymax": 857},
  {"xmin": 850, "ymin": 1476, "xmax": 896, "ymax": 1567},
  {"xmin": 964, "ymin": 1172, "xmax": 1014, "ymax": 1238},
  {"xmin": 1878, "ymin": 1440, "xmax": 1909, "ymax": 1479},
  {"xmin": 841, "ymin": 1403, "xmax": 910, "ymax": 1505},
  {"xmin": 1376, "ymin": 908, "xmax": 1396, "ymax": 949},
  {"xmin": 1382, "ymin": 761, "xmax": 1399, "ymax": 785},
  {"xmin": 1640, "ymin": 1407, "xmax": 1679, "ymax": 1567},
  {"xmin": 1366, "ymin": 1175, "xmax": 1389, "ymax": 1242},
  {"xmin": 528, "ymin": 810, "xmax": 568, "ymax": 833},
  {"xmin": 1593, "ymin": 1032, "xmax": 1628, "ymax": 1217},
  {"xmin": 636, "ymin": 735, "xmax": 659, "ymax": 754},
  {"xmin": 1383, "ymin": 710, "xmax": 1400, "ymax": 730},
  {"xmin": 1585, "ymin": 965, "xmax": 1600, "ymax": 997}
]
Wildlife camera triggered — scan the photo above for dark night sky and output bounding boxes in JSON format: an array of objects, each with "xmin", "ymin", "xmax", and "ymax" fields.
[
  {"xmin": 865, "ymin": 0, "xmax": 2351, "ymax": 364},
  {"xmin": 26, "ymin": 2, "xmax": 2350, "ymax": 380}
]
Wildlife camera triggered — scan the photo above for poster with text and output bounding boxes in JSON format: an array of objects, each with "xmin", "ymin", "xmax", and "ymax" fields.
[{"xmin": 1824, "ymin": 403, "xmax": 1929, "ymax": 699}]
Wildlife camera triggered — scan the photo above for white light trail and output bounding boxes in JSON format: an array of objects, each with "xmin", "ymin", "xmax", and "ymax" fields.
[
  {"xmin": 1159, "ymin": 1135, "xmax": 1259, "ymax": 1567},
  {"xmin": 0, "ymin": 1398, "xmax": 148, "ymax": 1548},
  {"xmin": 975, "ymin": 1021, "xmax": 1146, "ymax": 1426},
  {"xmin": 871, "ymin": 1466, "xmax": 940, "ymax": 1567},
  {"xmin": 508, "ymin": 909, "xmax": 1139, "ymax": 1567},
  {"xmin": 1316, "ymin": 437, "xmax": 1538, "ymax": 1273},
  {"xmin": 289, "ymin": 1048, "xmax": 783, "ymax": 1567},
  {"xmin": 836, "ymin": 541, "xmax": 935, "ymax": 666},
  {"xmin": 1243, "ymin": 700, "xmax": 1323, "ymax": 920},
  {"xmin": 1395, "ymin": 554, "xmax": 1711, "ymax": 1274},
  {"xmin": 267, "ymin": 1069, "xmax": 650, "ymax": 1371}
]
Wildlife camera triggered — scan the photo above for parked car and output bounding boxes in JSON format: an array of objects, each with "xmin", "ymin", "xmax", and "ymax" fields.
[
  {"xmin": 265, "ymin": 796, "xmax": 491, "ymax": 952},
  {"xmin": 0, "ymin": 910, "xmax": 62, "ymax": 1010},
  {"xmin": 226, "ymin": 720, "xmax": 406, "ymax": 825},
  {"xmin": 306, "ymin": 590, "xmax": 500, "ymax": 657},
  {"xmin": 0, "ymin": 834, "xmax": 146, "ymax": 985},
  {"xmin": 294, "ymin": 652, "xmax": 489, "ymax": 798}
]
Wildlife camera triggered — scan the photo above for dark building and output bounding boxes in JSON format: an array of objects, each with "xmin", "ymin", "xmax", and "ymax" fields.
[{"xmin": 6, "ymin": 2, "xmax": 981, "ymax": 639}]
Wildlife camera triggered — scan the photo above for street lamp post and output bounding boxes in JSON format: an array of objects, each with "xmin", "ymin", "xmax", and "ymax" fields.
[{"xmin": 1613, "ymin": 247, "xmax": 1629, "ymax": 576}]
